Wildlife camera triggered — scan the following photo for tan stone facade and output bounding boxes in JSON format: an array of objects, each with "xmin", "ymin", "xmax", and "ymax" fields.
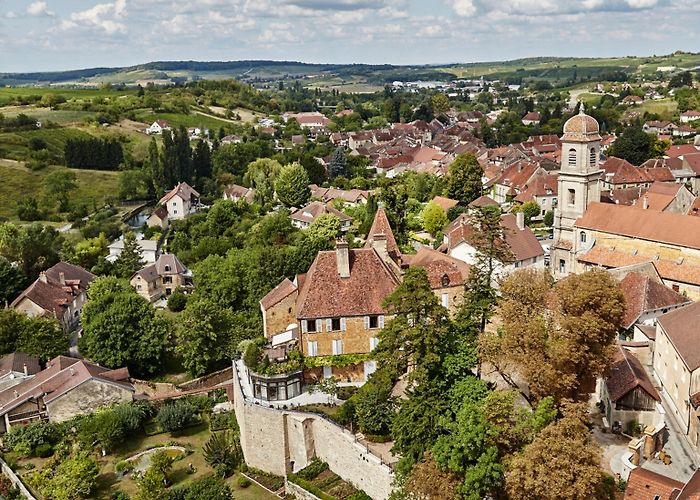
[
  {"xmin": 47, "ymin": 379, "xmax": 133, "ymax": 423},
  {"xmin": 300, "ymin": 315, "xmax": 386, "ymax": 357},
  {"xmin": 262, "ymin": 292, "xmax": 298, "ymax": 339}
]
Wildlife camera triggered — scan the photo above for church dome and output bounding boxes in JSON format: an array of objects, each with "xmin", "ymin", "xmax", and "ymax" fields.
[{"xmin": 562, "ymin": 104, "xmax": 601, "ymax": 142}]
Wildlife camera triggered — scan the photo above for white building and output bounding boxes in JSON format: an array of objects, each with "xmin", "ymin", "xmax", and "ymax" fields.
[
  {"xmin": 146, "ymin": 120, "xmax": 171, "ymax": 135},
  {"xmin": 158, "ymin": 182, "xmax": 200, "ymax": 220}
]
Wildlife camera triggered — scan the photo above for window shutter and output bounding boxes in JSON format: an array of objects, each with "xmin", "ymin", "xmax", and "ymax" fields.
[
  {"xmin": 378, "ymin": 315, "xmax": 385, "ymax": 328},
  {"xmin": 340, "ymin": 318, "xmax": 347, "ymax": 331},
  {"xmin": 302, "ymin": 321, "xmax": 308, "ymax": 334},
  {"xmin": 316, "ymin": 319, "xmax": 322, "ymax": 333},
  {"xmin": 364, "ymin": 316, "xmax": 370, "ymax": 330},
  {"xmin": 326, "ymin": 319, "xmax": 332, "ymax": 332}
]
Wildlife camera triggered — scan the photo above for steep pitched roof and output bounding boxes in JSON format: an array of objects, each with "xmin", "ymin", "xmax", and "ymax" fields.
[
  {"xmin": 296, "ymin": 248, "xmax": 400, "ymax": 319},
  {"xmin": 290, "ymin": 201, "xmax": 353, "ymax": 224},
  {"xmin": 159, "ymin": 182, "xmax": 200, "ymax": 205},
  {"xmin": 365, "ymin": 208, "xmax": 400, "ymax": 260},
  {"xmin": 0, "ymin": 353, "xmax": 40, "ymax": 377},
  {"xmin": 468, "ymin": 195, "xmax": 499, "ymax": 208},
  {"xmin": 619, "ymin": 272, "xmax": 690, "ymax": 329},
  {"xmin": 430, "ymin": 196, "xmax": 459, "ymax": 212},
  {"xmin": 658, "ymin": 302, "xmax": 700, "ymax": 371},
  {"xmin": 576, "ymin": 202, "xmax": 700, "ymax": 251},
  {"xmin": 260, "ymin": 278, "xmax": 297, "ymax": 310},
  {"xmin": 636, "ymin": 182, "xmax": 686, "ymax": 211},
  {"xmin": 603, "ymin": 156, "xmax": 649, "ymax": 184},
  {"xmin": 606, "ymin": 346, "xmax": 660, "ymax": 403},
  {"xmin": 154, "ymin": 254, "xmax": 187, "ymax": 275},
  {"xmin": 405, "ymin": 247, "xmax": 470, "ymax": 289},
  {"xmin": 514, "ymin": 173, "xmax": 558, "ymax": 203},
  {"xmin": 624, "ymin": 467, "xmax": 683, "ymax": 499}
]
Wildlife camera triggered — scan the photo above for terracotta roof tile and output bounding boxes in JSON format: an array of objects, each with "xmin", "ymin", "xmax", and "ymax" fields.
[
  {"xmin": 624, "ymin": 467, "xmax": 683, "ymax": 499},
  {"xmin": 606, "ymin": 346, "xmax": 660, "ymax": 403},
  {"xmin": 158, "ymin": 182, "xmax": 200, "ymax": 205},
  {"xmin": 406, "ymin": 247, "xmax": 470, "ymax": 288},
  {"xmin": 291, "ymin": 201, "xmax": 353, "ymax": 224},
  {"xmin": 468, "ymin": 195, "xmax": 499, "ymax": 208},
  {"xmin": 658, "ymin": 302, "xmax": 700, "ymax": 371},
  {"xmin": 296, "ymin": 248, "xmax": 400, "ymax": 319},
  {"xmin": 0, "ymin": 353, "xmax": 40, "ymax": 377},
  {"xmin": 576, "ymin": 202, "xmax": 700, "ymax": 251},
  {"xmin": 260, "ymin": 278, "xmax": 297, "ymax": 310},
  {"xmin": 619, "ymin": 272, "xmax": 690, "ymax": 329},
  {"xmin": 365, "ymin": 208, "xmax": 400, "ymax": 260},
  {"xmin": 603, "ymin": 157, "xmax": 649, "ymax": 184},
  {"xmin": 431, "ymin": 196, "xmax": 459, "ymax": 212}
]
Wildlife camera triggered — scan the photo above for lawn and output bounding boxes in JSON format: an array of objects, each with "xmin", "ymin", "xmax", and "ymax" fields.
[
  {"xmin": 91, "ymin": 420, "xmax": 278, "ymax": 499},
  {"xmin": 0, "ymin": 87, "xmax": 137, "ymax": 101},
  {"xmin": 0, "ymin": 127, "xmax": 94, "ymax": 161},
  {"xmin": 0, "ymin": 106, "xmax": 98, "ymax": 125},
  {"xmin": 635, "ymin": 98, "xmax": 679, "ymax": 117},
  {"xmin": 0, "ymin": 160, "xmax": 119, "ymax": 220}
]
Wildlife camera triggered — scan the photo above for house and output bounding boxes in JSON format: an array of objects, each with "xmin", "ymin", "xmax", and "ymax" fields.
[
  {"xmin": 11, "ymin": 262, "xmax": 95, "ymax": 332},
  {"xmin": 290, "ymin": 201, "xmax": 353, "ymax": 231},
  {"xmin": 513, "ymin": 173, "xmax": 559, "ymax": 220},
  {"xmin": 490, "ymin": 160, "xmax": 545, "ymax": 204},
  {"xmin": 468, "ymin": 195, "xmax": 499, "ymax": 208},
  {"xmin": 624, "ymin": 468, "xmax": 684, "ymax": 499},
  {"xmin": 643, "ymin": 120, "xmax": 677, "ymax": 135},
  {"xmin": 443, "ymin": 212, "xmax": 545, "ymax": 276},
  {"xmin": 599, "ymin": 346, "xmax": 661, "ymax": 432},
  {"xmin": 130, "ymin": 254, "xmax": 191, "ymax": 303},
  {"xmin": 308, "ymin": 185, "xmax": 369, "ymax": 207},
  {"xmin": 146, "ymin": 120, "xmax": 171, "ymax": 135},
  {"xmin": 146, "ymin": 206, "xmax": 169, "ymax": 231},
  {"xmin": 158, "ymin": 182, "xmax": 200, "ymax": 220},
  {"xmin": 0, "ymin": 355, "xmax": 133, "ymax": 433},
  {"xmin": 615, "ymin": 270, "xmax": 691, "ymax": 331},
  {"xmin": 674, "ymin": 125, "xmax": 697, "ymax": 138},
  {"xmin": 221, "ymin": 135, "xmax": 242, "ymax": 145},
  {"xmin": 282, "ymin": 112, "xmax": 330, "ymax": 129},
  {"xmin": 0, "ymin": 353, "xmax": 40, "ymax": 392},
  {"xmin": 681, "ymin": 111, "xmax": 700, "ymax": 124},
  {"xmin": 602, "ymin": 157, "xmax": 651, "ymax": 190},
  {"xmin": 430, "ymin": 195, "xmax": 459, "ymax": 213},
  {"xmin": 622, "ymin": 95, "xmax": 643, "ymax": 105},
  {"xmin": 652, "ymin": 302, "xmax": 700, "ymax": 452},
  {"xmin": 223, "ymin": 184, "xmax": 255, "ymax": 204},
  {"xmin": 108, "ymin": 238, "xmax": 159, "ymax": 264},
  {"xmin": 521, "ymin": 111, "xmax": 541, "ymax": 126},
  {"xmin": 634, "ymin": 182, "xmax": 695, "ymax": 213},
  {"xmin": 402, "ymin": 246, "xmax": 469, "ymax": 316}
]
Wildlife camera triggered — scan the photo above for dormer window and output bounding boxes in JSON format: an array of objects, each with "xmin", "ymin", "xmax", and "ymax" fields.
[
  {"xmin": 164, "ymin": 265, "xmax": 171, "ymax": 272},
  {"xmin": 441, "ymin": 274, "xmax": 450, "ymax": 287}
]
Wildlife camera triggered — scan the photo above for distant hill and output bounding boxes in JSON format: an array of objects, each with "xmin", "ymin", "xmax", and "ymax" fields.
[{"xmin": 1, "ymin": 52, "xmax": 699, "ymax": 88}]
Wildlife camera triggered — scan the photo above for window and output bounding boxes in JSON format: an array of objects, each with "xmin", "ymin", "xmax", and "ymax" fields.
[
  {"xmin": 441, "ymin": 274, "xmax": 450, "ymax": 287},
  {"xmin": 163, "ymin": 276, "xmax": 172, "ymax": 284},
  {"xmin": 559, "ymin": 259, "xmax": 566, "ymax": 274},
  {"xmin": 672, "ymin": 284, "xmax": 680, "ymax": 292},
  {"xmin": 514, "ymin": 261, "xmax": 521, "ymax": 268},
  {"xmin": 165, "ymin": 288, "xmax": 172, "ymax": 296},
  {"xmin": 589, "ymin": 148, "xmax": 597, "ymax": 166},
  {"xmin": 568, "ymin": 188, "xmax": 576, "ymax": 206},
  {"xmin": 332, "ymin": 339, "xmax": 343, "ymax": 355},
  {"xmin": 307, "ymin": 341, "xmax": 318, "ymax": 357},
  {"xmin": 172, "ymin": 201, "xmax": 177, "ymax": 206},
  {"xmin": 441, "ymin": 293, "xmax": 449, "ymax": 308},
  {"xmin": 164, "ymin": 265, "xmax": 171, "ymax": 272},
  {"xmin": 304, "ymin": 319, "xmax": 318, "ymax": 333},
  {"xmin": 568, "ymin": 148, "xmax": 577, "ymax": 167},
  {"xmin": 580, "ymin": 231, "xmax": 587, "ymax": 243},
  {"xmin": 327, "ymin": 318, "xmax": 341, "ymax": 331},
  {"xmin": 173, "ymin": 210, "xmax": 178, "ymax": 214},
  {"xmin": 367, "ymin": 315, "xmax": 380, "ymax": 329},
  {"xmin": 370, "ymin": 337, "xmax": 379, "ymax": 351}
]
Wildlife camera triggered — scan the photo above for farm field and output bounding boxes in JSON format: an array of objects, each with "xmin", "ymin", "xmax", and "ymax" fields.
[
  {"xmin": 0, "ymin": 105, "xmax": 98, "ymax": 124},
  {"xmin": 135, "ymin": 110, "xmax": 237, "ymax": 130}
]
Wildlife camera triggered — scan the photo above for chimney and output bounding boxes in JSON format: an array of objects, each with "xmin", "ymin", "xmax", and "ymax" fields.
[
  {"xmin": 39, "ymin": 272, "xmax": 47, "ymax": 283},
  {"xmin": 23, "ymin": 363, "xmax": 28, "ymax": 376},
  {"xmin": 643, "ymin": 195, "xmax": 649, "ymax": 210},
  {"xmin": 69, "ymin": 367, "xmax": 75, "ymax": 376},
  {"xmin": 372, "ymin": 233, "xmax": 388, "ymax": 258},
  {"xmin": 336, "ymin": 239, "xmax": 350, "ymax": 278},
  {"xmin": 516, "ymin": 211, "xmax": 525, "ymax": 230},
  {"xmin": 58, "ymin": 272, "xmax": 65, "ymax": 285}
]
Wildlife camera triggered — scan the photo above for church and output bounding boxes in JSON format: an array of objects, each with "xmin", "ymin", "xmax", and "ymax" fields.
[{"xmin": 551, "ymin": 107, "xmax": 700, "ymax": 300}]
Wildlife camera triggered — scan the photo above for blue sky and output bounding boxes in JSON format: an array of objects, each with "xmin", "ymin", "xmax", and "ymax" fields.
[{"xmin": 0, "ymin": 0, "xmax": 698, "ymax": 72}]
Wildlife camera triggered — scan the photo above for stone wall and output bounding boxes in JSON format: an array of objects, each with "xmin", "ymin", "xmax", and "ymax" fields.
[
  {"xmin": 264, "ymin": 292, "xmax": 298, "ymax": 338},
  {"xmin": 286, "ymin": 480, "xmax": 321, "ymax": 500},
  {"xmin": 47, "ymin": 379, "xmax": 132, "ymax": 423},
  {"xmin": 1, "ymin": 455, "xmax": 37, "ymax": 499},
  {"xmin": 233, "ymin": 365, "xmax": 394, "ymax": 500},
  {"xmin": 301, "ymin": 316, "xmax": 384, "ymax": 357}
]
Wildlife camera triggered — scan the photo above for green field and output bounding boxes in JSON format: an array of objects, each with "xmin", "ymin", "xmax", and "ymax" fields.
[
  {"xmin": 0, "ymin": 160, "xmax": 119, "ymax": 219},
  {"xmin": 135, "ymin": 110, "xmax": 235, "ymax": 130},
  {"xmin": 0, "ymin": 106, "xmax": 98, "ymax": 124},
  {"xmin": 0, "ymin": 86, "xmax": 137, "ymax": 100}
]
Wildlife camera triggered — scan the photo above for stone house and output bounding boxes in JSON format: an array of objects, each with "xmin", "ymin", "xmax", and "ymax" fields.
[
  {"xmin": 11, "ymin": 262, "xmax": 95, "ymax": 332},
  {"xmin": 130, "ymin": 254, "xmax": 191, "ymax": 303},
  {"xmin": 158, "ymin": 182, "xmax": 200, "ymax": 220},
  {"xmin": 146, "ymin": 206, "xmax": 169, "ymax": 231},
  {"xmin": 309, "ymin": 185, "xmax": 369, "ymax": 207},
  {"xmin": 598, "ymin": 346, "xmax": 661, "ymax": 432},
  {"xmin": 223, "ymin": 184, "xmax": 255, "ymax": 203},
  {"xmin": 652, "ymin": 302, "xmax": 700, "ymax": 451},
  {"xmin": 0, "ymin": 356, "xmax": 133, "ymax": 433},
  {"xmin": 513, "ymin": 172, "xmax": 559, "ymax": 220},
  {"xmin": 290, "ymin": 201, "xmax": 353, "ymax": 231},
  {"xmin": 634, "ymin": 182, "xmax": 695, "ymax": 214}
]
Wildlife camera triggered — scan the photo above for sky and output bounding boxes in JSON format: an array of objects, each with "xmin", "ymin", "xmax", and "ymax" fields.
[{"xmin": 0, "ymin": 0, "xmax": 699, "ymax": 72}]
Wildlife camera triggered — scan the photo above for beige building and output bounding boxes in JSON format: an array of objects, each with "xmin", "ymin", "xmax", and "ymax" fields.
[
  {"xmin": 0, "ymin": 355, "xmax": 133, "ymax": 433},
  {"xmin": 11, "ymin": 262, "xmax": 95, "ymax": 332},
  {"xmin": 652, "ymin": 302, "xmax": 700, "ymax": 450},
  {"xmin": 131, "ymin": 254, "xmax": 191, "ymax": 303},
  {"xmin": 158, "ymin": 182, "xmax": 200, "ymax": 220}
]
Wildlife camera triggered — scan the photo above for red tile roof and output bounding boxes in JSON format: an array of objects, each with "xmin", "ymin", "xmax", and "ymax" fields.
[
  {"xmin": 469, "ymin": 195, "xmax": 499, "ymax": 208},
  {"xmin": 576, "ymin": 202, "xmax": 700, "ymax": 250},
  {"xmin": 159, "ymin": 182, "xmax": 200, "ymax": 205},
  {"xmin": 296, "ymin": 248, "xmax": 400, "ymax": 319},
  {"xmin": 658, "ymin": 302, "xmax": 700, "ymax": 371},
  {"xmin": 260, "ymin": 278, "xmax": 297, "ymax": 310},
  {"xmin": 291, "ymin": 201, "xmax": 353, "ymax": 224},
  {"xmin": 431, "ymin": 196, "xmax": 459, "ymax": 212},
  {"xmin": 618, "ymin": 272, "xmax": 690, "ymax": 328},
  {"xmin": 624, "ymin": 467, "xmax": 683, "ymax": 499},
  {"xmin": 365, "ymin": 208, "xmax": 401, "ymax": 260},
  {"xmin": 405, "ymin": 247, "xmax": 470, "ymax": 289},
  {"xmin": 514, "ymin": 173, "xmax": 558, "ymax": 203},
  {"xmin": 667, "ymin": 144, "xmax": 699, "ymax": 158},
  {"xmin": 603, "ymin": 156, "xmax": 649, "ymax": 184},
  {"xmin": 606, "ymin": 346, "xmax": 660, "ymax": 403}
]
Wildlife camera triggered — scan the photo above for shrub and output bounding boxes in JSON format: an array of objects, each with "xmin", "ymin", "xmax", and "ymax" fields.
[
  {"xmin": 184, "ymin": 395, "xmax": 215, "ymax": 413},
  {"xmin": 238, "ymin": 476, "xmax": 251, "ymax": 488},
  {"xmin": 157, "ymin": 401, "xmax": 197, "ymax": 433},
  {"xmin": 167, "ymin": 290, "xmax": 188, "ymax": 312},
  {"xmin": 336, "ymin": 400, "xmax": 356, "ymax": 426},
  {"xmin": 296, "ymin": 458, "xmax": 329, "ymax": 480},
  {"xmin": 34, "ymin": 443, "xmax": 53, "ymax": 458},
  {"xmin": 4, "ymin": 420, "xmax": 60, "ymax": 456},
  {"xmin": 209, "ymin": 411, "xmax": 238, "ymax": 432},
  {"xmin": 203, "ymin": 431, "xmax": 243, "ymax": 477},
  {"xmin": 337, "ymin": 386, "xmax": 359, "ymax": 401}
]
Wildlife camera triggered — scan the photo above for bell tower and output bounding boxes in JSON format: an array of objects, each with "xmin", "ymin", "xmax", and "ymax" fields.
[{"xmin": 551, "ymin": 104, "xmax": 602, "ymax": 278}]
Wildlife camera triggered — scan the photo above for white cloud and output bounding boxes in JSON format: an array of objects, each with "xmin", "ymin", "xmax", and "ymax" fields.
[
  {"xmin": 27, "ymin": 1, "xmax": 53, "ymax": 17},
  {"xmin": 451, "ymin": 0, "xmax": 476, "ymax": 16},
  {"xmin": 55, "ymin": 0, "xmax": 128, "ymax": 34}
]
